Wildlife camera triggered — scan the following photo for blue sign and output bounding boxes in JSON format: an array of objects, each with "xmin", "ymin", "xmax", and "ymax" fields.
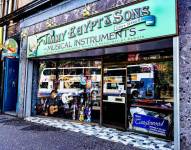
[{"xmin": 132, "ymin": 113, "xmax": 169, "ymax": 136}]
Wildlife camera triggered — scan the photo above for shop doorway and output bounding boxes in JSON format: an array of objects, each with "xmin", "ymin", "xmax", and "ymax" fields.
[
  {"xmin": 102, "ymin": 67, "xmax": 127, "ymax": 130},
  {"xmin": 3, "ymin": 58, "xmax": 19, "ymax": 114}
]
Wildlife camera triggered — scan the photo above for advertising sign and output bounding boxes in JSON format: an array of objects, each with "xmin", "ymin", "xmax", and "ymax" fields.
[
  {"xmin": 2, "ymin": 38, "xmax": 18, "ymax": 59},
  {"xmin": 27, "ymin": 0, "xmax": 177, "ymax": 58},
  {"xmin": 132, "ymin": 113, "xmax": 169, "ymax": 136}
]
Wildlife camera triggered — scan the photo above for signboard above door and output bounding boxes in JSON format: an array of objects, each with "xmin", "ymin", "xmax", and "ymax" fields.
[
  {"xmin": 2, "ymin": 38, "xmax": 18, "ymax": 59},
  {"xmin": 27, "ymin": 0, "xmax": 177, "ymax": 58}
]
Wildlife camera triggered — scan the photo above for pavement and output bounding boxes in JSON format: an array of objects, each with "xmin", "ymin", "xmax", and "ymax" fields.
[
  {"xmin": 0, "ymin": 114, "xmax": 141, "ymax": 150},
  {"xmin": 25, "ymin": 116, "xmax": 174, "ymax": 150}
]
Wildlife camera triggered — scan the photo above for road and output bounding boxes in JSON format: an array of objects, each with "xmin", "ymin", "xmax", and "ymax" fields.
[{"xmin": 0, "ymin": 115, "xmax": 140, "ymax": 150}]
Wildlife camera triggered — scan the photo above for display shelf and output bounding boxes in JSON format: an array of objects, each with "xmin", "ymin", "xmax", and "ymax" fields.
[
  {"xmin": 103, "ymin": 82, "xmax": 124, "ymax": 84},
  {"xmin": 92, "ymin": 106, "xmax": 100, "ymax": 110},
  {"xmin": 133, "ymin": 99, "xmax": 174, "ymax": 104},
  {"xmin": 131, "ymin": 104, "xmax": 173, "ymax": 111},
  {"xmin": 155, "ymin": 99, "xmax": 174, "ymax": 103},
  {"xmin": 62, "ymin": 81, "xmax": 101, "ymax": 83}
]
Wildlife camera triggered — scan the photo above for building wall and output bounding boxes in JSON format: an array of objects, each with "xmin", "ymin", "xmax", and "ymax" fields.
[
  {"xmin": 179, "ymin": 0, "xmax": 191, "ymax": 149},
  {"xmin": 0, "ymin": 0, "xmax": 3, "ymax": 17},
  {"xmin": 21, "ymin": 0, "xmax": 141, "ymax": 36},
  {"xmin": 17, "ymin": 0, "xmax": 34, "ymax": 8},
  {"xmin": 20, "ymin": 0, "xmax": 98, "ymax": 28}
]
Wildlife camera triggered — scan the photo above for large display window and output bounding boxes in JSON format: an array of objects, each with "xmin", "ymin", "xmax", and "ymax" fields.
[
  {"xmin": 35, "ymin": 59, "xmax": 102, "ymax": 123},
  {"xmin": 128, "ymin": 60, "xmax": 173, "ymax": 138}
]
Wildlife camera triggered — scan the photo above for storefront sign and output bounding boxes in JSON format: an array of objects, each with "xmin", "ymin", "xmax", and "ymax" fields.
[
  {"xmin": 27, "ymin": 0, "xmax": 176, "ymax": 58},
  {"xmin": 133, "ymin": 113, "xmax": 169, "ymax": 136},
  {"xmin": 2, "ymin": 38, "xmax": 18, "ymax": 58}
]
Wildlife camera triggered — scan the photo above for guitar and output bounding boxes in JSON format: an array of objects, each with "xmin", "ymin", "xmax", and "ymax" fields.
[
  {"xmin": 49, "ymin": 105, "xmax": 59, "ymax": 115},
  {"xmin": 35, "ymin": 104, "xmax": 43, "ymax": 114}
]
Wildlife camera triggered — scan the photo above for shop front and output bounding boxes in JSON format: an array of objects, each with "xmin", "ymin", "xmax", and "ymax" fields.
[
  {"xmin": 1, "ymin": 37, "xmax": 20, "ymax": 115},
  {"xmin": 27, "ymin": 0, "xmax": 177, "ymax": 140}
]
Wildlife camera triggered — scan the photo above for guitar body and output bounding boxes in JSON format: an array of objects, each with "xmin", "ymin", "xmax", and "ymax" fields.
[
  {"xmin": 36, "ymin": 104, "xmax": 43, "ymax": 114},
  {"xmin": 49, "ymin": 105, "xmax": 59, "ymax": 115}
]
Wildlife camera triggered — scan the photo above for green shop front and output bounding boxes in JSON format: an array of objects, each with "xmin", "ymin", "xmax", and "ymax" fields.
[{"xmin": 27, "ymin": 0, "xmax": 177, "ymax": 140}]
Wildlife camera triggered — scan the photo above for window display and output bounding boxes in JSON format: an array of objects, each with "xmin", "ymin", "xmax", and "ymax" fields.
[
  {"xmin": 103, "ymin": 51, "xmax": 173, "ymax": 138},
  {"xmin": 35, "ymin": 60, "xmax": 102, "ymax": 123},
  {"xmin": 127, "ymin": 64, "xmax": 155, "ymax": 99},
  {"xmin": 128, "ymin": 60, "xmax": 173, "ymax": 138}
]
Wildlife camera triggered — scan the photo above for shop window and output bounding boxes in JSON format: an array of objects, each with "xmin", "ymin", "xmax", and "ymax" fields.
[
  {"xmin": 43, "ymin": 69, "xmax": 54, "ymax": 75},
  {"xmin": 39, "ymin": 82, "xmax": 48, "ymax": 89},
  {"xmin": 35, "ymin": 59, "xmax": 102, "ymax": 123},
  {"xmin": 103, "ymin": 51, "xmax": 173, "ymax": 139},
  {"xmin": 128, "ymin": 60, "xmax": 173, "ymax": 138},
  {"xmin": 32, "ymin": 50, "xmax": 173, "ymax": 139}
]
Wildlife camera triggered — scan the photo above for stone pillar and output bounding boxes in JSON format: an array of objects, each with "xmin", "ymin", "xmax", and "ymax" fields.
[
  {"xmin": 31, "ymin": 62, "xmax": 39, "ymax": 116},
  {"xmin": 179, "ymin": 0, "xmax": 191, "ymax": 149},
  {"xmin": 16, "ymin": 35, "xmax": 28, "ymax": 118}
]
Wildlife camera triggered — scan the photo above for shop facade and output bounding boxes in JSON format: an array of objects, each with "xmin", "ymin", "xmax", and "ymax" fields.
[
  {"xmin": 17, "ymin": 0, "xmax": 183, "ymax": 149},
  {"xmin": 0, "ymin": 23, "xmax": 20, "ymax": 115},
  {"xmin": 25, "ymin": 0, "xmax": 177, "ymax": 138}
]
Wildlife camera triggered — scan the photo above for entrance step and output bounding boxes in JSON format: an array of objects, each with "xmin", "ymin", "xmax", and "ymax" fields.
[{"xmin": 4, "ymin": 111, "xmax": 17, "ymax": 116}]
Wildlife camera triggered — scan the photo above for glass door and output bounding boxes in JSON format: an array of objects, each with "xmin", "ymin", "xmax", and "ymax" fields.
[{"xmin": 102, "ymin": 66, "xmax": 127, "ymax": 129}]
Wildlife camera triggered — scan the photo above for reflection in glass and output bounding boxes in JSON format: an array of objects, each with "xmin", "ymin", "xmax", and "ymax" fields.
[
  {"xmin": 35, "ymin": 60, "xmax": 102, "ymax": 123},
  {"xmin": 128, "ymin": 61, "xmax": 173, "ymax": 138}
]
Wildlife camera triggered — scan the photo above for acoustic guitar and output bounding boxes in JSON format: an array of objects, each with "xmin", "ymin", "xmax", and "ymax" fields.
[{"xmin": 49, "ymin": 105, "xmax": 59, "ymax": 115}]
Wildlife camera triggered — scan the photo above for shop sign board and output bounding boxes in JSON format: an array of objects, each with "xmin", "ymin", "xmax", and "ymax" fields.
[
  {"xmin": 132, "ymin": 113, "xmax": 169, "ymax": 136},
  {"xmin": 27, "ymin": 0, "xmax": 177, "ymax": 58},
  {"xmin": 2, "ymin": 38, "xmax": 18, "ymax": 59}
]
